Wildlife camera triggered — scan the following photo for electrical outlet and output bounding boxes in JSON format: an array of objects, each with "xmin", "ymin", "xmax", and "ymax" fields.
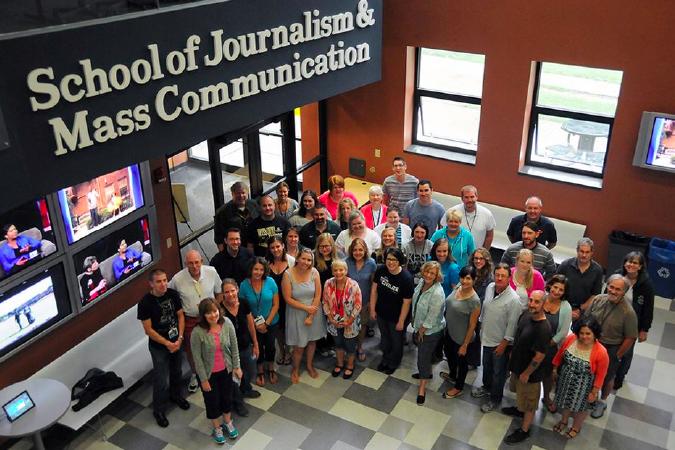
[
  {"xmin": 369, "ymin": 166, "xmax": 376, "ymax": 173},
  {"xmin": 374, "ymin": 148, "xmax": 381, "ymax": 158}
]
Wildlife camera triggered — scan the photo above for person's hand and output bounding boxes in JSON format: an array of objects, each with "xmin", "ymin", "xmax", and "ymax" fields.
[
  {"xmin": 16, "ymin": 256, "xmax": 28, "ymax": 265},
  {"xmin": 256, "ymin": 323, "xmax": 268, "ymax": 333},
  {"xmin": 458, "ymin": 344, "xmax": 467, "ymax": 356},
  {"xmin": 519, "ymin": 372, "xmax": 529, "ymax": 384},
  {"xmin": 252, "ymin": 343, "xmax": 259, "ymax": 360},
  {"xmin": 305, "ymin": 304, "xmax": 318, "ymax": 314},
  {"xmin": 166, "ymin": 341, "xmax": 180, "ymax": 353},
  {"xmin": 587, "ymin": 390, "xmax": 598, "ymax": 403},
  {"xmin": 201, "ymin": 380, "xmax": 211, "ymax": 392},
  {"xmin": 370, "ymin": 310, "xmax": 377, "ymax": 321},
  {"xmin": 494, "ymin": 341, "xmax": 507, "ymax": 356},
  {"xmin": 20, "ymin": 244, "xmax": 31, "ymax": 253},
  {"xmin": 98, "ymin": 279, "xmax": 107, "ymax": 288},
  {"xmin": 395, "ymin": 321, "xmax": 404, "ymax": 331},
  {"xmin": 304, "ymin": 315, "xmax": 314, "ymax": 326},
  {"xmin": 639, "ymin": 331, "xmax": 648, "ymax": 342},
  {"xmin": 571, "ymin": 309, "xmax": 581, "ymax": 321},
  {"xmin": 233, "ymin": 368, "xmax": 243, "ymax": 381},
  {"xmin": 416, "ymin": 330, "xmax": 425, "ymax": 344},
  {"xmin": 552, "ymin": 370, "xmax": 558, "ymax": 383}
]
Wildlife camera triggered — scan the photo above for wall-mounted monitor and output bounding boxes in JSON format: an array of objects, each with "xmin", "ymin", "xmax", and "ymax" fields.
[
  {"xmin": 0, "ymin": 199, "xmax": 57, "ymax": 282},
  {"xmin": 57, "ymin": 165, "xmax": 145, "ymax": 244},
  {"xmin": 73, "ymin": 216, "xmax": 153, "ymax": 306},
  {"xmin": 633, "ymin": 112, "xmax": 675, "ymax": 174},
  {"xmin": 0, "ymin": 264, "xmax": 72, "ymax": 359}
]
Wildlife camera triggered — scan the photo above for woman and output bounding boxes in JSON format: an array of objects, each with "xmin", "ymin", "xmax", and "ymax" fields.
[
  {"xmin": 370, "ymin": 247, "xmax": 415, "ymax": 375},
  {"xmin": 401, "ymin": 222, "xmax": 433, "ymax": 283},
  {"xmin": 275, "ymin": 182, "xmax": 299, "ymax": 219},
  {"xmin": 360, "ymin": 185, "xmax": 388, "ymax": 229},
  {"xmin": 282, "ymin": 248, "xmax": 327, "ymax": 384},
  {"xmin": 289, "ymin": 190, "xmax": 329, "ymax": 227},
  {"xmin": 285, "ymin": 226, "xmax": 304, "ymax": 259},
  {"xmin": 112, "ymin": 239, "xmax": 142, "ymax": 282},
  {"xmin": 430, "ymin": 210, "xmax": 475, "ymax": 268},
  {"xmin": 335, "ymin": 211, "xmax": 381, "ymax": 259},
  {"xmin": 466, "ymin": 248, "xmax": 494, "ymax": 368},
  {"xmin": 509, "ymin": 248, "xmax": 546, "ymax": 307},
  {"xmin": 190, "ymin": 298, "xmax": 243, "ymax": 443},
  {"xmin": 411, "ymin": 261, "xmax": 446, "ymax": 405},
  {"xmin": 318, "ymin": 174, "xmax": 359, "ymax": 220},
  {"xmin": 442, "ymin": 266, "xmax": 481, "ymax": 399},
  {"xmin": 314, "ymin": 232, "xmax": 337, "ymax": 286},
  {"xmin": 266, "ymin": 237, "xmax": 295, "ymax": 366},
  {"xmin": 542, "ymin": 274, "xmax": 573, "ymax": 413},
  {"xmin": 0, "ymin": 224, "xmax": 42, "ymax": 274},
  {"xmin": 430, "ymin": 238, "xmax": 459, "ymax": 297},
  {"xmin": 552, "ymin": 317, "xmax": 609, "ymax": 439},
  {"xmin": 372, "ymin": 227, "xmax": 398, "ymax": 264},
  {"xmin": 323, "ymin": 259, "xmax": 362, "ymax": 379},
  {"xmin": 373, "ymin": 206, "xmax": 412, "ymax": 247},
  {"xmin": 338, "ymin": 198, "xmax": 356, "ymax": 230},
  {"xmin": 613, "ymin": 251, "xmax": 655, "ymax": 390},
  {"xmin": 239, "ymin": 257, "xmax": 280, "ymax": 386},
  {"xmin": 346, "ymin": 238, "xmax": 377, "ymax": 361}
]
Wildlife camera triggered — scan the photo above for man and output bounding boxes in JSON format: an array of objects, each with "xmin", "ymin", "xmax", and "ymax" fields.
[
  {"xmin": 137, "ymin": 269, "xmax": 190, "ymax": 428},
  {"xmin": 584, "ymin": 274, "xmax": 638, "ymax": 419},
  {"xmin": 373, "ymin": 206, "xmax": 412, "ymax": 247},
  {"xmin": 299, "ymin": 204, "xmax": 341, "ymax": 249},
  {"xmin": 169, "ymin": 250, "xmax": 223, "ymax": 393},
  {"xmin": 247, "ymin": 195, "xmax": 290, "ymax": 256},
  {"xmin": 446, "ymin": 185, "xmax": 496, "ymax": 249},
  {"xmin": 502, "ymin": 290, "xmax": 551, "ymax": 445},
  {"xmin": 213, "ymin": 182, "xmax": 259, "ymax": 251},
  {"xmin": 382, "ymin": 156, "xmax": 419, "ymax": 211},
  {"xmin": 221, "ymin": 278, "xmax": 261, "ymax": 417},
  {"xmin": 556, "ymin": 238, "xmax": 604, "ymax": 320},
  {"xmin": 507, "ymin": 196, "xmax": 557, "ymax": 249},
  {"xmin": 402, "ymin": 180, "xmax": 446, "ymax": 232},
  {"xmin": 87, "ymin": 182, "xmax": 100, "ymax": 228},
  {"xmin": 501, "ymin": 222, "xmax": 556, "ymax": 278},
  {"xmin": 209, "ymin": 228, "xmax": 254, "ymax": 284},
  {"xmin": 472, "ymin": 263, "xmax": 523, "ymax": 413}
]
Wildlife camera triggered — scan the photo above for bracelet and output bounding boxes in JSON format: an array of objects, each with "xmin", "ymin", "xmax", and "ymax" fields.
[{"xmin": 178, "ymin": 336, "xmax": 184, "ymax": 341}]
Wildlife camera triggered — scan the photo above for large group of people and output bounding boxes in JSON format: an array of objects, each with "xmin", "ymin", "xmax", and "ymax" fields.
[{"xmin": 139, "ymin": 156, "xmax": 655, "ymax": 445}]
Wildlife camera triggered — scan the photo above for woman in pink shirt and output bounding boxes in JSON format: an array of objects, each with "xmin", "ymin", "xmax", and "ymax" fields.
[
  {"xmin": 318, "ymin": 175, "xmax": 358, "ymax": 219},
  {"xmin": 509, "ymin": 248, "xmax": 545, "ymax": 307}
]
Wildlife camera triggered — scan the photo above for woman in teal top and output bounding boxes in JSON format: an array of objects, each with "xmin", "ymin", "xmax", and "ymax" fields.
[
  {"xmin": 239, "ymin": 257, "xmax": 280, "ymax": 386},
  {"xmin": 411, "ymin": 261, "xmax": 446, "ymax": 406},
  {"xmin": 430, "ymin": 210, "xmax": 475, "ymax": 268},
  {"xmin": 430, "ymin": 238, "xmax": 460, "ymax": 296}
]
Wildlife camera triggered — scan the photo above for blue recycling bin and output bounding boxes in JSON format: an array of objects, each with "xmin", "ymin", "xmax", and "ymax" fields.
[{"xmin": 648, "ymin": 238, "xmax": 675, "ymax": 299}]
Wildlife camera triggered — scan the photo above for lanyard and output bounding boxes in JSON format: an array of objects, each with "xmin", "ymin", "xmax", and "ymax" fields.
[
  {"xmin": 464, "ymin": 206, "xmax": 477, "ymax": 233},
  {"xmin": 371, "ymin": 207, "xmax": 382, "ymax": 226}
]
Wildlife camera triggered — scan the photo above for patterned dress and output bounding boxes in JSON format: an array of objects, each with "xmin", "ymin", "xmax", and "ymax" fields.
[{"xmin": 554, "ymin": 341, "xmax": 595, "ymax": 412}]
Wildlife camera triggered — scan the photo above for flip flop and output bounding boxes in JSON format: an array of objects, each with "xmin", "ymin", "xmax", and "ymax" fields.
[
  {"xmin": 566, "ymin": 428, "xmax": 580, "ymax": 439},
  {"xmin": 553, "ymin": 421, "xmax": 567, "ymax": 433}
]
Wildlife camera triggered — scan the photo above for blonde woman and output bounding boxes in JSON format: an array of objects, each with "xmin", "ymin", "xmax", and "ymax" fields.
[{"xmin": 509, "ymin": 248, "xmax": 545, "ymax": 307}]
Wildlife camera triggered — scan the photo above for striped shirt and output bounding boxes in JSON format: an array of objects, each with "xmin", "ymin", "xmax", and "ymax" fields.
[
  {"xmin": 500, "ymin": 242, "xmax": 556, "ymax": 279},
  {"xmin": 382, "ymin": 174, "xmax": 419, "ymax": 210}
]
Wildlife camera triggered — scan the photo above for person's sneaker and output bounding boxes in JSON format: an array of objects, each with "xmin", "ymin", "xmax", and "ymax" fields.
[
  {"xmin": 590, "ymin": 400, "xmax": 607, "ymax": 418},
  {"xmin": 212, "ymin": 426, "xmax": 225, "ymax": 444},
  {"xmin": 243, "ymin": 389, "xmax": 261, "ymax": 399},
  {"xmin": 481, "ymin": 400, "xmax": 497, "ymax": 413},
  {"xmin": 188, "ymin": 374, "xmax": 199, "ymax": 393},
  {"xmin": 504, "ymin": 428, "xmax": 530, "ymax": 445},
  {"xmin": 501, "ymin": 406, "xmax": 524, "ymax": 418},
  {"xmin": 224, "ymin": 421, "xmax": 239, "ymax": 439},
  {"xmin": 471, "ymin": 386, "xmax": 489, "ymax": 398}
]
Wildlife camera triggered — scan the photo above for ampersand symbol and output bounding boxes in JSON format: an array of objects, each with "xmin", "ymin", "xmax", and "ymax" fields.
[{"xmin": 356, "ymin": 0, "xmax": 375, "ymax": 28}]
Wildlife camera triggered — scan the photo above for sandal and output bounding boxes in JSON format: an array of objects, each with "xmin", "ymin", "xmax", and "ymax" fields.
[
  {"xmin": 357, "ymin": 349, "xmax": 367, "ymax": 362},
  {"xmin": 566, "ymin": 428, "xmax": 580, "ymax": 439},
  {"xmin": 256, "ymin": 371, "xmax": 265, "ymax": 387},
  {"xmin": 343, "ymin": 367, "xmax": 354, "ymax": 380},
  {"xmin": 268, "ymin": 370, "xmax": 278, "ymax": 385},
  {"xmin": 553, "ymin": 421, "xmax": 567, "ymax": 433},
  {"xmin": 332, "ymin": 366, "xmax": 343, "ymax": 377}
]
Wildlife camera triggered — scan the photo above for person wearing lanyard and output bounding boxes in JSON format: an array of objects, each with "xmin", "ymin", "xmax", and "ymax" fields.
[
  {"xmin": 168, "ymin": 250, "xmax": 223, "ymax": 394},
  {"xmin": 360, "ymin": 185, "xmax": 388, "ymax": 229},
  {"xmin": 431, "ymin": 209, "xmax": 476, "ymax": 269},
  {"xmin": 444, "ymin": 185, "xmax": 496, "ymax": 249}
]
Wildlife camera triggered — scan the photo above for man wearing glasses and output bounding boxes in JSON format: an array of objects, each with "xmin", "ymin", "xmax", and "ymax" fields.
[{"xmin": 382, "ymin": 156, "xmax": 419, "ymax": 211}]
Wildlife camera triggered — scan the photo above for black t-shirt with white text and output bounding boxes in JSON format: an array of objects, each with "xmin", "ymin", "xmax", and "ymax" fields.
[
  {"xmin": 373, "ymin": 265, "xmax": 415, "ymax": 322},
  {"xmin": 137, "ymin": 288, "xmax": 183, "ymax": 349},
  {"xmin": 247, "ymin": 216, "xmax": 290, "ymax": 257}
]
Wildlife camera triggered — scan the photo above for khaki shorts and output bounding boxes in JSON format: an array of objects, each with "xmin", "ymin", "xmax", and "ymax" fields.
[{"xmin": 512, "ymin": 374, "xmax": 541, "ymax": 412}]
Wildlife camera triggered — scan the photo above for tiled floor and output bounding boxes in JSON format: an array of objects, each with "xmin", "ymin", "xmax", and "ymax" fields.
[{"xmin": 4, "ymin": 295, "xmax": 675, "ymax": 450}]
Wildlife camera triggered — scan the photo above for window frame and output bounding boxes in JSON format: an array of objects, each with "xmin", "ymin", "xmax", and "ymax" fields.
[
  {"xmin": 525, "ymin": 62, "xmax": 617, "ymax": 178},
  {"xmin": 412, "ymin": 47, "xmax": 483, "ymax": 156}
]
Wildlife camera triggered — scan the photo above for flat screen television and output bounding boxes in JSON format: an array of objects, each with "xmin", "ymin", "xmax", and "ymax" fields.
[
  {"xmin": 0, "ymin": 198, "xmax": 57, "ymax": 282},
  {"xmin": 633, "ymin": 111, "xmax": 675, "ymax": 173},
  {"xmin": 73, "ymin": 216, "xmax": 153, "ymax": 306},
  {"xmin": 57, "ymin": 164, "xmax": 145, "ymax": 244},
  {"xmin": 0, "ymin": 264, "xmax": 72, "ymax": 359}
]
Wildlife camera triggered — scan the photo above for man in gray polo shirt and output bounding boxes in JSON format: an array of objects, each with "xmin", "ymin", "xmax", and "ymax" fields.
[
  {"xmin": 472, "ymin": 263, "xmax": 523, "ymax": 413},
  {"xmin": 501, "ymin": 221, "xmax": 556, "ymax": 278},
  {"xmin": 584, "ymin": 274, "xmax": 638, "ymax": 418},
  {"xmin": 169, "ymin": 250, "xmax": 223, "ymax": 392}
]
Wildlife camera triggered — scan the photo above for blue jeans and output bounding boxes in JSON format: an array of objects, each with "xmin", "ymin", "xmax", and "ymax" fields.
[
  {"xmin": 148, "ymin": 344, "xmax": 183, "ymax": 413},
  {"xmin": 481, "ymin": 345, "xmax": 510, "ymax": 403}
]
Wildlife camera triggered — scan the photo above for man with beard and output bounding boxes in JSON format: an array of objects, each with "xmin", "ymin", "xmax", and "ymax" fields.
[
  {"xmin": 213, "ymin": 182, "xmax": 259, "ymax": 251},
  {"xmin": 210, "ymin": 228, "xmax": 253, "ymax": 284},
  {"xmin": 299, "ymin": 204, "xmax": 341, "ymax": 249},
  {"xmin": 501, "ymin": 222, "xmax": 556, "ymax": 278},
  {"xmin": 557, "ymin": 237, "xmax": 604, "ymax": 321}
]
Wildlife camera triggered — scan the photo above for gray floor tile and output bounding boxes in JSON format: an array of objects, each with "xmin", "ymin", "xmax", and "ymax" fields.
[
  {"xmin": 600, "ymin": 428, "xmax": 668, "ymax": 450},
  {"xmin": 107, "ymin": 396, "xmax": 147, "ymax": 422},
  {"xmin": 659, "ymin": 322, "xmax": 675, "ymax": 350},
  {"xmin": 431, "ymin": 434, "xmax": 482, "ymax": 450},
  {"xmin": 645, "ymin": 389, "xmax": 675, "ymax": 414},
  {"xmin": 108, "ymin": 424, "xmax": 168, "ymax": 450},
  {"xmin": 378, "ymin": 415, "xmax": 414, "ymax": 440},
  {"xmin": 623, "ymin": 354, "xmax": 655, "ymax": 387},
  {"xmin": 343, "ymin": 376, "xmax": 409, "ymax": 414},
  {"xmin": 656, "ymin": 345, "xmax": 675, "ymax": 364},
  {"xmin": 611, "ymin": 396, "xmax": 672, "ymax": 428}
]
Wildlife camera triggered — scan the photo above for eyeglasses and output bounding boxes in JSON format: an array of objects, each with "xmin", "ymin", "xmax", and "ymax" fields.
[
  {"xmin": 473, "ymin": 256, "xmax": 485, "ymax": 261},
  {"xmin": 319, "ymin": 244, "xmax": 332, "ymax": 248},
  {"xmin": 386, "ymin": 257, "xmax": 399, "ymax": 262}
]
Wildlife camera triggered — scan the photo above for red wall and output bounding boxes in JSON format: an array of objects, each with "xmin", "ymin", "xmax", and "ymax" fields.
[{"xmin": 318, "ymin": 0, "xmax": 675, "ymax": 265}]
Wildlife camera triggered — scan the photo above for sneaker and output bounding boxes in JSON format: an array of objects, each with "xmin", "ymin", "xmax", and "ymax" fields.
[
  {"xmin": 481, "ymin": 400, "xmax": 497, "ymax": 413},
  {"xmin": 224, "ymin": 421, "xmax": 239, "ymax": 439},
  {"xmin": 590, "ymin": 400, "xmax": 607, "ymax": 418},
  {"xmin": 188, "ymin": 374, "xmax": 199, "ymax": 393},
  {"xmin": 504, "ymin": 428, "xmax": 530, "ymax": 445},
  {"xmin": 212, "ymin": 426, "xmax": 225, "ymax": 444},
  {"xmin": 471, "ymin": 386, "xmax": 489, "ymax": 398}
]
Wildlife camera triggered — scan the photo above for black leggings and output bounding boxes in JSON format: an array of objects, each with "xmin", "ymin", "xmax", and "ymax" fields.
[
  {"xmin": 257, "ymin": 324, "xmax": 277, "ymax": 363},
  {"xmin": 444, "ymin": 333, "xmax": 469, "ymax": 390},
  {"xmin": 201, "ymin": 369, "xmax": 233, "ymax": 419}
]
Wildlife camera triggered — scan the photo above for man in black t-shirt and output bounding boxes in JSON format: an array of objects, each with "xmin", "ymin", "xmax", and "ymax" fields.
[
  {"xmin": 299, "ymin": 204, "xmax": 341, "ymax": 249},
  {"xmin": 210, "ymin": 228, "xmax": 254, "ymax": 284},
  {"xmin": 247, "ymin": 195, "xmax": 289, "ymax": 257},
  {"xmin": 137, "ymin": 269, "xmax": 190, "ymax": 428},
  {"xmin": 503, "ymin": 290, "xmax": 551, "ymax": 445}
]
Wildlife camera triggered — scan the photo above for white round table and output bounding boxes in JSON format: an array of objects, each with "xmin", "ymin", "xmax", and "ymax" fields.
[{"xmin": 0, "ymin": 378, "xmax": 70, "ymax": 450}]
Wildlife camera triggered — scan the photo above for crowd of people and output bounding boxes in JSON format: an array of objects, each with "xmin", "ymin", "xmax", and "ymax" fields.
[{"xmin": 138, "ymin": 156, "xmax": 655, "ymax": 445}]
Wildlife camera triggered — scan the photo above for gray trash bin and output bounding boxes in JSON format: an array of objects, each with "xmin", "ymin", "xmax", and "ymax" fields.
[{"xmin": 607, "ymin": 230, "xmax": 650, "ymax": 276}]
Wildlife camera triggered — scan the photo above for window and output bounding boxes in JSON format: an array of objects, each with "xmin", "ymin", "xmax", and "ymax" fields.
[
  {"xmin": 527, "ymin": 62, "xmax": 623, "ymax": 177},
  {"xmin": 413, "ymin": 48, "xmax": 486, "ymax": 154}
]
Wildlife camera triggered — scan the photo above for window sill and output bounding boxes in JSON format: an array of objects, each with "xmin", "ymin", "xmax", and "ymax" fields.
[
  {"xmin": 404, "ymin": 144, "xmax": 476, "ymax": 165},
  {"xmin": 519, "ymin": 165, "xmax": 603, "ymax": 189}
]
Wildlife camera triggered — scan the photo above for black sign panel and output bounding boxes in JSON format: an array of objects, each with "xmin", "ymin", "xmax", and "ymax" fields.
[{"xmin": 0, "ymin": 0, "xmax": 382, "ymax": 213}]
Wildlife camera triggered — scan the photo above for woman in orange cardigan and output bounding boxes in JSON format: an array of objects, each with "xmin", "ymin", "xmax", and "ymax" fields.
[{"xmin": 551, "ymin": 316, "xmax": 609, "ymax": 439}]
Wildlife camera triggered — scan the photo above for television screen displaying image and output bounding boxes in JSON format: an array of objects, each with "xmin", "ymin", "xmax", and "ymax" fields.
[
  {"xmin": 0, "ymin": 199, "xmax": 57, "ymax": 282},
  {"xmin": 634, "ymin": 111, "xmax": 675, "ymax": 174},
  {"xmin": 73, "ymin": 216, "xmax": 153, "ymax": 306},
  {"xmin": 0, "ymin": 264, "xmax": 71, "ymax": 359},
  {"xmin": 58, "ymin": 165, "xmax": 144, "ymax": 244}
]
